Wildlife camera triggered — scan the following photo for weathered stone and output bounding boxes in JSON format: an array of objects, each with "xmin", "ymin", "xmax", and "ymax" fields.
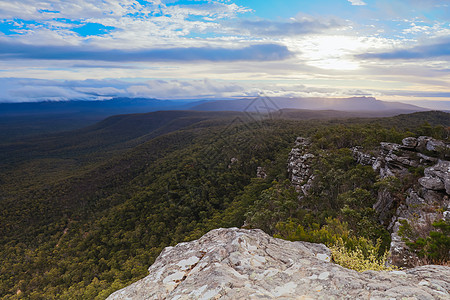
[
  {"xmin": 419, "ymin": 176, "xmax": 445, "ymax": 190},
  {"xmin": 426, "ymin": 139, "xmax": 446, "ymax": 152},
  {"xmin": 352, "ymin": 147, "xmax": 376, "ymax": 166},
  {"xmin": 107, "ymin": 228, "xmax": 450, "ymax": 300},
  {"xmin": 444, "ymin": 211, "xmax": 450, "ymax": 221},
  {"xmin": 402, "ymin": 137, "xmax": 418, "ymax": 149},
  {"xmin": 417, "ymin": 153, "xmax": 438, "ymax": 164},
  {"xmin": 352, "ymin": 137, "xmax": 449, "ymax": 267},
  {"xmin": 287, "ymin": 139, "xmax": 315, "ymax": 196},
  {"xmin": 256, "ymin": 167, "xmax": 267, "ymax": 179},
  {"xmin": 446, "ymin": 177, "xmax": 450, "ymax": 195},
  {"xmin": 373, "ymin": 188, "xmax": 395, "ymax": 223},
  {"xmin": 295, "ymin": 136, "xmax": 311, "ymax": 147},
  {"xmin": 417, "ymin": 136, "xmax": 431, "ymax": 152},
  {"xmin": 424, "ymin": 160, "xmax": 450, "ymax": 181}
]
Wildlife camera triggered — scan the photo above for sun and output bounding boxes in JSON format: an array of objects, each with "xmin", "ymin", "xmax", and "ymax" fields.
[{"xmin": 289, "ymin": 35, "xmax": 365, "ymax": 71}]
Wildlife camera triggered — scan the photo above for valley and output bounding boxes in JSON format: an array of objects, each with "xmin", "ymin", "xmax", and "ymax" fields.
[{"xmin": 0, "ymin": 108, "xmax": 448, "ymax": 299}]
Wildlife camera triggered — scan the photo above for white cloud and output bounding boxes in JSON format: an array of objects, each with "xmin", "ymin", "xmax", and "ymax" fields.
[{"xmin": 348, "ymin": 0, "xmax": 367, "ymax": 6}]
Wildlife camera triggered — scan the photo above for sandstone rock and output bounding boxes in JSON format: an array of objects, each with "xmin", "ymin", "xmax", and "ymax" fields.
[
  {"xmin": 424, "ymin": 160, "xmax": 450, "ymax": 180},
  {"xmin": 352, "ymin": 147, "xmax": 376, "ymax": 166},
  {"xmin": 446, "ymin": 177, "xmax": 450, "ymax": 195},
  {"xmin": 419, "ymin": 176, "xmax": 445, "ymax": 191},
  {"xmin": 352, "ymin": 137, "xmax": 449, "ymax": 267},
  {"xmin": 107, "ymin": 228, "xmax": 450, "ymax": 300},
  {"xmin": 417, "ymin": 136, "xmax": 448, "ymax": 153},
  {"xmin": 295, "ymin": 136, "xmax": 311, "ymax": 147},
  {"xmin": 287, "ymin": 139, "xmax": 315, "ymax": 196},
  {"xmin": 417, "ymin": 136, "xmax": 432, "ymax": 152},
  {"xmin": 402, "ymin": 137, "xmax": 418, "ymax": 149},
  {"xmin": 426, "ymin": 139, "xmax": 446, "ymax": 152},
  {"xmin": 373, "ymin": 188, "xmax": 395, "ymax": 223},
  {"xmin": 444, "ymin": 211, "xmax": 450, "ymax": 221},
  {"xmin": 256, "ymin": 167, "xmax": 267, "ymax": 179}
]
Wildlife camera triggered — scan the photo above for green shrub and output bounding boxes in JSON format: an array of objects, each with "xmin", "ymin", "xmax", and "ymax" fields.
[
  {"xmin": 330, "ymin": 238, "xmax": 396, "ymax": 272},
  {"xmin": 275, "ymin": 218, "xmax": 395, "ymax": 271},
  {"xmin": 400, "ymin": 219, "xmax": 450, "ymax": 263}
]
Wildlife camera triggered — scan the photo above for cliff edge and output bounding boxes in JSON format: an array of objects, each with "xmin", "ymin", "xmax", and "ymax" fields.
[{"xmin": 107, "ymin": 228, "xmax": 449, "ymax": 300}]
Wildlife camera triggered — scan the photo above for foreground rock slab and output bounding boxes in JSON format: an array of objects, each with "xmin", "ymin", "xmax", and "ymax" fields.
[{"xmin": 107, "ymin": 228, "xmax": 450, "ymax": 300}]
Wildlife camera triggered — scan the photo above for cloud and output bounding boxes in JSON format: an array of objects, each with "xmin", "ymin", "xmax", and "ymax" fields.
[
  {"xmin": 0, "ymin": 78, "xmax": 247, "ymax": 102},
  {"xmin": 360, "ymin": 39, "xmax": 450, "ymax": 60},
  {"xmin": 236, "ymin": 18, "xmax": 343, "ymax": 36},
  {"xmin": 348, "ymin": 0, "xmax": 367, "ymax": 6},
  {"xmin": 0, "ymin": 41, "xmax": 293, "ymax": 62}
]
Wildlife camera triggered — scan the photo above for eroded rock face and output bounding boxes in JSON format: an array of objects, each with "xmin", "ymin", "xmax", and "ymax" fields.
[
  {"xmin": 107, "ymin": 228, "xmax": 450, "ymax": 300},
  {"xmin": 287, "ymin": 137, "xmax": 315, "ymax": 197},
  {"xmin": 353, "ymin": 137, "xmax": 449, "ymax": 267}
]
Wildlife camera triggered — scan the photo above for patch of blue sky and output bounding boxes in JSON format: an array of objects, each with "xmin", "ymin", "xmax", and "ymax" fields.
[
  {"xmin": 135, "ymin": 0, "xmax": 149, "ymax": 5},
  {"xmin": 184, "ymin": 31, "xmax": 222, "ymax": 39},
  {"xmin": 72, "ymin": 23, "xmax": 116, "ymax": 37},
  {"xmin": 0, "ymin": 21, "xmax": 17, "ymax": 35},
  {"xmin": 231, "ymin": 0, "xmax": 350, "ymax": 19},
  {"xmin": 37, "ymin": 9, "xmax": 60, "ymax": 14},
  {"xmin": 0, "ymin": 19, "xmax": 42, "ymax": 35}
]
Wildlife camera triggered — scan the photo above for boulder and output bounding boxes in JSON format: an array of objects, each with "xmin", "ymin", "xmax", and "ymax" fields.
[
  {"xmin": 402, "ymin": 137, "xmax": 418, "ymax": 149},
  {"xmin": 419, "ymin": 177, "xmax": 445, "ymax": 191},
  {"xmin": 107, "ymin": 228, "xmax": 450, "ymax": 300},
  {"xmin": 426, "ymin": 139, "xmax": 446, "ymax": 152}
]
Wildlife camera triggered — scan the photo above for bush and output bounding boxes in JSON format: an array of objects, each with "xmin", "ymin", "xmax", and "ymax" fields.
[
  {"xmin": 275, "ymin": 218, "xmax": 395, "ymax": 272},
  {"xmin": 401, "ymin": 219, "xmax": 450, "ymax": 263},
  {"xmin": 330, "ymin": 238, "xmax": 396, "ymax": 272}
]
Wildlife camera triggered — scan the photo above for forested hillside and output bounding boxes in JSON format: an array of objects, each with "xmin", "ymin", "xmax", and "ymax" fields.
[{"xmin": 0, "ymin": 110, "xmax": 448, "ymax": 299}]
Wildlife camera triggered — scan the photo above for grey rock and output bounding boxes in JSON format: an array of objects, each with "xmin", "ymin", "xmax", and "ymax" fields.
[
  {"xmin": 295, "ymin": 136, "xmax": 311, "ymax": 147},
  {"xmin": 419, "ymin": 176, "xmax": 445, "ymax": 190},
  {"xmin": 287, "ymin": 139, "xmax": 315, "ymax": 196},
  {"xmin": 444, "ymin": 211, "xmax": 450, "ymax": 221},
  {"xmin": 424, "ymin": 160, "xmax": 450, "ymax": 181},
  {"xmin": 352, "ymin": 137, "xmax": 449, "ymax": 266},
  {"xmin": 417, "ymin": 153, "xmax": 438, "ymax": 164},
  {"xmin": 402, "ymin": 137, "xmax": 418, "ymax": 149},
  {"xmin": 373, "ymin": 188, "xmax": 395, "ymax": 223},
  {"xmin": 417, "ymin": 136, "xmax": 449, "ymax": 153},
  {"xmin": 446, "ymin": 177, "xmax": 450, "ymax": 195},
  {"xmin": 107, "ymin": 228, "xmax": 450, "ymax": 300},
  {"xmin": 417, "ymin": 136, "xmax": 430, "ymax": 150},
  {"xmin": 426, "ymin": 139, "xmax": 446, "ymax": 152},
  {"xmin": 352, "ymin": 147, "xmax": 376, "ymax": 166},
  {"xmin": 256, "ymin": 167, "xmax": 267, "ymax": 179}
]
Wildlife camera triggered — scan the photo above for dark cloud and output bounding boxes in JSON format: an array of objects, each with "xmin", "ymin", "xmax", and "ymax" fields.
[
  {"xmin": 0, "ymin": 41, "xmax": 293, "ymax": 62},
  {"xmin": 360, "ymin": 40, "xmax": 450, "ymax": 60},
  {"xmin": 237, "ymin": 18, "xmax": 342, "ymax": 36}
]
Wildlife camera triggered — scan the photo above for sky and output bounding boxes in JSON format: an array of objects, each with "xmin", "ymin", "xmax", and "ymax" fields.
[{"xmin": 0, "ymin": 0, "xmax": 449, "ymax": 105}]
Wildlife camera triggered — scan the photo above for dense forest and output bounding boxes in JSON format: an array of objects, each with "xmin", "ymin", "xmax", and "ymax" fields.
[{"xmin": 0, "ymin": 110, "xmax": 449, "ymax": 299}]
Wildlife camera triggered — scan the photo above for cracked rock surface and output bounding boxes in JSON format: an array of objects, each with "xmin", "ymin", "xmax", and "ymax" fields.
[{"xmin": 107, "ymin": 228, "xmax": 450, "ymax": 300}]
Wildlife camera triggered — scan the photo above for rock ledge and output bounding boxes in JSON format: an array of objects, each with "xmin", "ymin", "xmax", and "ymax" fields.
[{"xmin": 107, "ymin": 228, "xmax": 450, "ymax": 300}]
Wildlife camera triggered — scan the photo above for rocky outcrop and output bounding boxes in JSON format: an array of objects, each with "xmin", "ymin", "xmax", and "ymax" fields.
[
  {"xmin": 353, "ymin": 137, "xmax": 449, "ymax": 267},
  {"xmin": 256, "ymin": 166, "xmax": 267, "ymax": 179},
  {"xmin": 108, "ymin": 228, "xmax": 450, "ymax": 300},
  {"xmin": 287, "ymin": 137, "xmax": 315, "ymax": 197}
]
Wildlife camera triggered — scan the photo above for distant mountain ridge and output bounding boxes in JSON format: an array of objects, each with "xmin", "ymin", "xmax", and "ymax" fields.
[
  {"xmin": 0, "ymin": 96, "xmax": 427, "ymax": 117},
  {"xmin": 0, "ymin": 96, "xmax": 429, "ymax": 142},
  {"xmin": 191, "ymin": 96, "xmax": 428, "ymax": 112}
]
